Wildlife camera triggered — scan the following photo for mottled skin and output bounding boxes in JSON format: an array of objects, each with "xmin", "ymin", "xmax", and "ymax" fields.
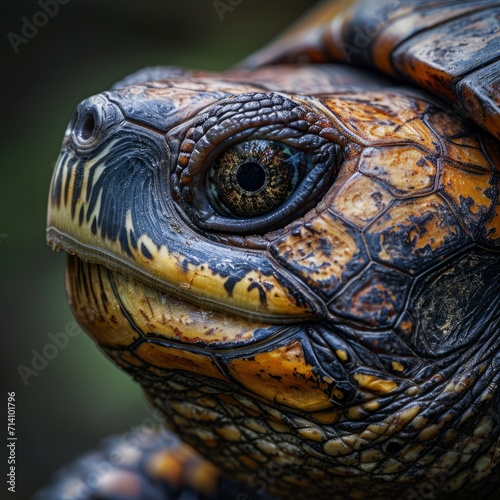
[{"xmin": 45, "ymin": 1, "xmax": 500, "ymax": 499}]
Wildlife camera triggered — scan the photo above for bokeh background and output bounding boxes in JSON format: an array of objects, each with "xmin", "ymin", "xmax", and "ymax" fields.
[{"xmin": 1, "ymin": 0, "xmax": 319, "ymax": 497}]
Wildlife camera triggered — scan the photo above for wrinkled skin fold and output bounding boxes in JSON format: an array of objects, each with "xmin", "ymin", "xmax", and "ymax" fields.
[{"xmin": 46, "ymin": 1, "xmax": 500, "ymax": 498}]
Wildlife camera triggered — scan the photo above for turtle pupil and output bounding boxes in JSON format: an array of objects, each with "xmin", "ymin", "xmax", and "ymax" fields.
[{"xmin": 236, "ymin": 162, "xmax": 266, "ymax": 192}]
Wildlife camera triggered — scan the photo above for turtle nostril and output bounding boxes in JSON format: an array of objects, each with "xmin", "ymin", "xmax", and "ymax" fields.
[
  {"xmin": 79, "ymin": 112, "xmax": 97, "ymax": 141},
  {"xmin": 69, "ymin": 95, "xmax": 123, "ymax": 147}
]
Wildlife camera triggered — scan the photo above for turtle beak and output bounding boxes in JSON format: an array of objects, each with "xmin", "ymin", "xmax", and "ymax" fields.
[{"xmin": 46, "ymin": 83, "xmax": 324, "ymax": 323}]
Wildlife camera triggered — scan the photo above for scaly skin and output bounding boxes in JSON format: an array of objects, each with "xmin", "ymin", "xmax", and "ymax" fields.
[{"xmin": 45, "ymin": 62, "xmax": 500, "ymax": 499}]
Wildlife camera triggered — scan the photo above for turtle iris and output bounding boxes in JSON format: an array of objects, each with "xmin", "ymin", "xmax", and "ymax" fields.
[{"xmin": 207, "ymin": 140, "xmax": 310, "ymax": 217}]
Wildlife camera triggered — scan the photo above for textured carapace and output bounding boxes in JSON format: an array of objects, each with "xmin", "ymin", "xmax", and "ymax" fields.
[
  {"xmin": 243, "ymin": 0, "xmax": 500, "ymax": 141},
  {"xmin": 46, "ymin": 0, "xmax": 500, "ymax": 498}
]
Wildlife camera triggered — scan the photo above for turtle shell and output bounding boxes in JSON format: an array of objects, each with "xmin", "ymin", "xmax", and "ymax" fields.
[
  {"xmin": 45, "ymin": 1, "xmax": 500, "ymax": 499},
  {"xmin": 243, "ymin": 0, "xmax": 500, "ymax": 140}
]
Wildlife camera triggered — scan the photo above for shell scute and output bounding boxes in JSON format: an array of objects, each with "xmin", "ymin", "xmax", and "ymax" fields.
[
  {"xmin": 364, "ymin": 194, "xmax": 468, "ymax": 274},
  {"xmin": 372, "ymin": 2, "xmax": 497, "ymax": 75},
  {"xmin": 319, "ymin": 92, "xmax": 439, "ymax": 150},
  {"xmin": 271, "ymin": 209, "xmax": 369, "ymax": 300},
  {"xmin": 392, "ymin": 8, "xmax": 500, "ymax": 102},
  {"xmin": 358, "ymin": 145, "xmax": 437, "ymax": 197}
]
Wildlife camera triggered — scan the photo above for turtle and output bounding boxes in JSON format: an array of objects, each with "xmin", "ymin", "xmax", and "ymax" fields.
[{"xmin": 42, "ymin": 0, "xmax": 500, "ymax": 498}]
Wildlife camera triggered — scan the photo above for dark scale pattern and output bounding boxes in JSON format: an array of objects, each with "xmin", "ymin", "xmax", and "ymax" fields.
[
  {"xmin": 270, "ymin": 209, "xmax": 370, "ymax": 300},
  {"xmin": 408, "ymin": 250, "xmax": 500, "ymax": 356},
  {"xmin": 130, "ymin": 358, "xmax": 500, "ymax": 500},
  {"xmin": 363, "ymin": 196, "xmax": 468, "ymax": 274},
  {"xmin": 328, "ymin": 263, "xmax": 412, "ymax": 328}
]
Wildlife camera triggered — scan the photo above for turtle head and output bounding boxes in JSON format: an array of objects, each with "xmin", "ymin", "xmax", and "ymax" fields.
[
  {"xmin": 47, "ymin": 77, "xmax": 332, "ymax": 323},
  {"xmin": 47, "ymin": 66, "xmax": 500, "ymax": 497}
]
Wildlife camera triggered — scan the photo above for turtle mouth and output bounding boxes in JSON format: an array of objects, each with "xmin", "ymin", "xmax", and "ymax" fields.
[
  {"xmin": 48, "ymin": 226, "xmax": 243, "ymax": 322},
  {"xmin": 58, "ymin": 243, "xmax": 298, "ymax": 351},
  {"xmin": 47, "ymin": 225, "xmax": 318, "ymax": 327}
]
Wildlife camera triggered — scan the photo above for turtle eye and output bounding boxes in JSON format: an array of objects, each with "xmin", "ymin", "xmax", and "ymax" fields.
[
  {"xmin": 207, "ymin": 140, "xmax": 313, "ymax": 218},
  {"xmin": 174, "ymin": 93, "xmax": 342, "ymax": 234}
]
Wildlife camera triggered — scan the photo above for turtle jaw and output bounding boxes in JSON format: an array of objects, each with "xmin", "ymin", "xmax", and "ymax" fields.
[
  {"xmin": 47, "ymin": 226, "xmax": 311, "ymax": 326},
  {"xmin": 47, "ymin": 221, "xmax": 321, "ymax": 326},
  {"xmin": 63, "ymin": 254, "xmax": 338, "ymax": 414},
  {"xmin": 62, "ymin": 251, "xmax": 284, "ymax": 348}
]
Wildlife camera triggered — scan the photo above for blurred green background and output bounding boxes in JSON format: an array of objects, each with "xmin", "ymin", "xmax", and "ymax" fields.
[{"xmin": 1, "ymin": 0, "xmax": 319, "ymax": 497}]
